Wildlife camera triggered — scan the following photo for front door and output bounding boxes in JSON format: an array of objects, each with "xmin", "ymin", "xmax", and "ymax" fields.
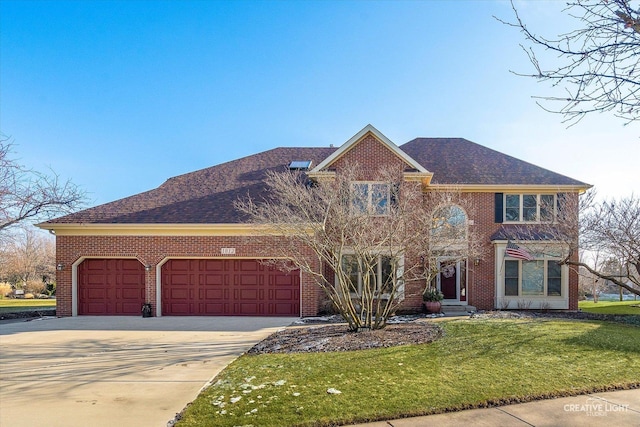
[{"xmin": 437, "ymin": 260, "xmax": 467, "ymax": 303}]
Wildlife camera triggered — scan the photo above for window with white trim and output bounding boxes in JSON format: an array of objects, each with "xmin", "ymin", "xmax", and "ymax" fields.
[
  {"xmin": 351, "ymin": 182, "xmax": 391, "ymax": 215},
  {"xmin": 503, "ymin": 259, "xmax": 563, "ymax": 297},
  {"xmin": 504, "ymin": 194, "xmax": 556, "ymax": 223},
  {"xmin": 340, "ymin": 253, "xmax": 403, "ymax": 296}
]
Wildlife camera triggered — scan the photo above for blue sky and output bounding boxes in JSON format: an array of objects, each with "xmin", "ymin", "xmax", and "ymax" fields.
[{"xmin": 1, "ymin": 0, "xmax": 637, "ymax": 208}]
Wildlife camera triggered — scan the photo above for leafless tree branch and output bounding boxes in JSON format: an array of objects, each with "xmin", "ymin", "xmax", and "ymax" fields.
[
  {"xmin": 497, "ymin": 0, "xmax": 640, "ymax": 125},
  {"xmin": 236, "ymin": 164, "xmax": 484, "ymax": 330},
  {"xmin": 0, "ymin": 134, "xmax": 87, "ymax": 241}
]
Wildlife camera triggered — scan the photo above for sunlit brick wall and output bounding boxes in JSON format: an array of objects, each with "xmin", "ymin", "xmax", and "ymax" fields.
[{"xmin": 55, "ymin": 235, "xmax": 321, "ymax": 317}]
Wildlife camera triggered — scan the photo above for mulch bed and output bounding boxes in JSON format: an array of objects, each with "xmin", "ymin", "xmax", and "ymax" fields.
[
  {"xmin": 0, "ymin": 309, "xmax": 56, "ymax": 321},
  {"xmin": 247, "ymin": 310, "xmax": 640, "ymax": 355},
  {"xmin": 247, "ymin": 321, "xmax": 444, "ymax": 354}
]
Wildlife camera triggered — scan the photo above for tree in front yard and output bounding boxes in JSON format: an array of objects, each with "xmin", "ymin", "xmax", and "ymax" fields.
[
  {"xmin": 0, "ymin": 135, "xmax": 86, "ymax": 242},
  {"xmin": 237, "ymin": 164, "xmax": 483, "ymax": 331}
]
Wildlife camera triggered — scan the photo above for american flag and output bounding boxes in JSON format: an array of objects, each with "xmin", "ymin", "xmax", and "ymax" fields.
[{"xmin": 506, "ymin": 241, "xmax": 534, "ymax": 261}]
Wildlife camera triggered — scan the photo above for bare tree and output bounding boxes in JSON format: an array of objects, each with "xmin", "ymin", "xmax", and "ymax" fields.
[
  {"xmin": 507, "ymin": 191, "xmax": 639, "ymax": 297},
  {"xmin": 0, "ymin": 135, "xmax": 86, "ymax": 241},
  {"xmin": 578, "ymin": 254, "xmax": 611, "ymax": 302},
  {"xmin": 236, "ymin": 164, "xmax": 484, "ymax": 331},
  {"xmin": 0, "ymin": 227, "xmax": 56, "ymax": 295},
  {"xmin": 498, "ymin": 0, "xmax": 640, "ymax": 124}
]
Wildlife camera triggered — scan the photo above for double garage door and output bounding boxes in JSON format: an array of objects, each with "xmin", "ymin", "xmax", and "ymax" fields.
[{"xmin": 78, "ymin": 258, "xmax": 300, "ymax": 316}]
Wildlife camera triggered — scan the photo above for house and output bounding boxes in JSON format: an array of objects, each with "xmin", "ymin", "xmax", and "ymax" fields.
[{"xmin": 38, "ymin": 125, "xmax": 591, "ymax": 317}]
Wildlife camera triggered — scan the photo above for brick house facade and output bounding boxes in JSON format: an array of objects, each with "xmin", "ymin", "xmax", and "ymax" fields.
[{"xmin": 39, "ymin": 125, "xmax": 590, "ymax": 317}]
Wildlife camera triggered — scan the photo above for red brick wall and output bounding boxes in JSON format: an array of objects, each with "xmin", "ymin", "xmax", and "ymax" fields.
[
  {"xmin": 55, "ymin": 235, "xmax": 321, "ymax": 317},
  {"xmin": 55, "ymin": 133, "xmax": 580, "ymax": 315},
  {"xmin": 331, "ymin": 133, "xmax": 409, "ymax": 179}
]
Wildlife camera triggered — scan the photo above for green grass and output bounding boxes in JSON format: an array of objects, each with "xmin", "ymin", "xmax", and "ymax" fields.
[
  {"xmin": 579, "ymin": 300, "xmax": 640, "ymax": 315},
  {"xmin": 176, "ymin": 319, "xmax": 640, "ymax": 427},
  {"xmin": 0, "ymin": 298, "xmax": 55, "ymax": 313}
]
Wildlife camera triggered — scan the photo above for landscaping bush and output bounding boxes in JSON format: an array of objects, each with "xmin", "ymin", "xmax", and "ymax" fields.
[{"xmin": 0, "ymin": 283, "xmax": 12, "ymax": 299}]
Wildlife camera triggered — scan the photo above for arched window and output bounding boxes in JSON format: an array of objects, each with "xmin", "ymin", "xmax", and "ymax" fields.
[{"xmin": 431, "ymin": 205, "xmax": 467, "ymax": 241}]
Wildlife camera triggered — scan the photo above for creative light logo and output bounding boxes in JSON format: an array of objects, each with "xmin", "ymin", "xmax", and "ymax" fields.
[{"xmin": 564, "ymin": 397, "xmax": 629, "ymax": 417}]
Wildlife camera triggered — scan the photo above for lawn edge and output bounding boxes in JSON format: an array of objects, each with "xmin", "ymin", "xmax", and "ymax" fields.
[{"xmin": 323, "ymin": 382, "xmax": 640, "ymax": 427}]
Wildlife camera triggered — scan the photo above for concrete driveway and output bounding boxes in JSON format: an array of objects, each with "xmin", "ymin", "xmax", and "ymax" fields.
[{"xmin": 0, "ymin": 316, "xmax": 296, "ymax": 427}]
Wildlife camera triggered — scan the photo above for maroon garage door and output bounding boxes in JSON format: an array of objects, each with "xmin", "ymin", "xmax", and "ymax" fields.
[
  {"xmin": 161, "ymin": 259, "xmax": 299, "ymax": 316},
  {"xmin": 78, "ymin": 259, "xmax": 146, "ymax": 315}
]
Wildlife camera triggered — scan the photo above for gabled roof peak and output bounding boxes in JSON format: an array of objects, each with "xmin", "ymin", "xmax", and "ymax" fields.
[{"xmin": 310, "ymin": 124, "xmax": 428, "ymax": 174}]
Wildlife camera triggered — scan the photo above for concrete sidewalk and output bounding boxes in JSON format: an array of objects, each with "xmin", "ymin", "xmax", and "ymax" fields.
[
  {"xmin": 349, "ymin": 388, "xmax": 640, "ymax": 427},
  {"xmin": 0, "ymin": 316, "xmax": 295, "ymax": 427}
]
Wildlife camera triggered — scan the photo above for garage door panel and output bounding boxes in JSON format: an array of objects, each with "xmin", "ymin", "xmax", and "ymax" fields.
[
  {"xmin": 168, "ymin": 259, "xmax": 191, "ymax": 271},
  {"xmin": 202, "ymin": 288, "xmax": 224, "ymax": 299},
  {"xmin": 162, "ymin": 259, "xmax": 299, "ymax": 316},
  {"xmin": 122, "ymin": 274, "xmax": 144, "ymax": 285},
  {"xmin": 168, "ymin": 303, "xmax": 192, "ymax": 315},
  {"xmin": 200, "ymin": 303, "xmax": 225, "ymax": 314},
  {"xmin": 169, "ymin": 288, "xmax": 190, "ymax": 299},
  {"xmin": 78, "ymin": 259, "xmax": 145, "ymax": 315},
  {"xmin": 238, "ymin": 289, "xmax": 259, "ymax": 300},
  {"xmin": 272, "ymin": 303, "xmax": 296, "ymax": 315},
  {"xmin": 235, "ymin": 303, "xmax": 261, "ymax": 315},
  {"xmin": 238, "ymin": 260, "xmax": 261, "ymax": 272},
  {"xmin": 203, "ymin": 274, "xmax": 224, "ymax": 286},
  {"xmin": 120, "ymin": 302, "xmax": 143, "ymax": 313},
  {"xmin": 120, "ymin": 288, "xmax": 144, "ymax": 300},
  {"xmin": 85, "ymin": 288, "xmax": 107, "ymax": 300},
  {"xmin": 274, "ymin": 275, "xmax": 296, "ymax": 286},
  {"xmin": 203, "ymin": 259, "xmax": 225, "ymax": 271},
  {"xmin": 84, "ymin": 303, "xmax": 108, "ymax": 315},
  {"xmin": 273, "ymin": 289, "xmax": 296, "ymax": 300},
  {"xmin": 238, "ymin": 274, "xmax": 259, "ymax": 286}
]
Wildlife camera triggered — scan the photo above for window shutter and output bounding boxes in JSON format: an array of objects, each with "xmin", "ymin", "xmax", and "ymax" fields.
[
  {"xmin": 557, "ymin": 193, "xmax": 566, "ymax": 214},
  {"xmin": 390, "ymin": 183, "xmax": 400, "ymax": 207},
  {"xmin": 494, "ymin": 193, "xmax": 504, "ymax": 223}
]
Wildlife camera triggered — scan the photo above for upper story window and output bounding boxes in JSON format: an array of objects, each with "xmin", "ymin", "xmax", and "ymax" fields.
[
  {"xmin": 351, "ymin": 182, "xmax": 391, "ymax": 215},
  {"xmin": 504, "ymin": 194, "xmax": 556, "ymax": 223},
  {"xmin": 432, "ymin": 204, "xmax": 467, "ymax": 241}
]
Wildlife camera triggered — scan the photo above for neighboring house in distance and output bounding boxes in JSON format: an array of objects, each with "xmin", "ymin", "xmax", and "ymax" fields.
[{"xmin": 38, "ymin": 125, "xmax": 591, "ymax": 317}]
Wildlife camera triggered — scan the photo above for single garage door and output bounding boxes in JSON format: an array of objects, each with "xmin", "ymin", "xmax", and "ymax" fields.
[
  {"xmin": 161, "ymin": 259, "xmax": 299, "ymax": 316},
  {"xmin": 78, "ymin": 259, "xmax": 146, "ymax": 315}
]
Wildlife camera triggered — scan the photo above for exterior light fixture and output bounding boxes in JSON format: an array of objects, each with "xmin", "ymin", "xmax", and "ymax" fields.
[
  {"xmin": 145, "ymin": 265, "xmax": 152, "ymax": 272},
  {"xmin": 474, "ymin": 258, "xmax": 481, "ymax": 266},
  {"xmin": 56, "ymin": 263, "xmax": 64, "ymax": 271}
]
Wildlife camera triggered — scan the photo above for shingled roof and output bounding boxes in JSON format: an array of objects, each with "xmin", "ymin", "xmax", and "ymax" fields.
[
  {"xmin": 400, "ymin": 138, "xmax": 587, "ymax": 186},
  {"xmin": 45, "ymin": 147, "xmax": 336, "ymax": 224},
  {"xmin": 42, "ymin": 137, "xmax": 588, "ymax": 225}
]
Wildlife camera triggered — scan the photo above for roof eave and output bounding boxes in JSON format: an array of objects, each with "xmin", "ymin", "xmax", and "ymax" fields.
[{"xmin": 425, "ymin": 183, "xmax": 592, "ymax": 193}]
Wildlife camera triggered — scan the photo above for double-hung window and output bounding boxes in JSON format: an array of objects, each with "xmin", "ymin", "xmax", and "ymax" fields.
[
  {"xmin": 351, "ymin": 182, "xmax": 391, "ymax": 215},
  {"xmin": 504, "ymin": 194, "xmax": 555, "ymax": 222},
  {"xmin": 503, "ymin": 259, "xmax": 563, "ymax": 297}
]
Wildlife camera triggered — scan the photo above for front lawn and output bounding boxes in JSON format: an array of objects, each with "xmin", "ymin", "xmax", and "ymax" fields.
[
  {"xmin": 176, "ymin": 318, "xmax": 640, "ymax": 427},
  {"xmin": 0, "ymin": 298, "xmax": 55, "ymax": 314},
  {"xmin": 579, "ymin": 300, "xmax": 640, "ymax": 315}
]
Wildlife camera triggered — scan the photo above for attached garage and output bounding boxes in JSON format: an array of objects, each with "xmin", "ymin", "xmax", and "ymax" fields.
[
  {"xmin": 161, "ymin": 259, "xmax": 300, "ymax": 316},
  {"xmin": 78, "ymin": 259, "xmax": 146, "ymax": 315}
]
